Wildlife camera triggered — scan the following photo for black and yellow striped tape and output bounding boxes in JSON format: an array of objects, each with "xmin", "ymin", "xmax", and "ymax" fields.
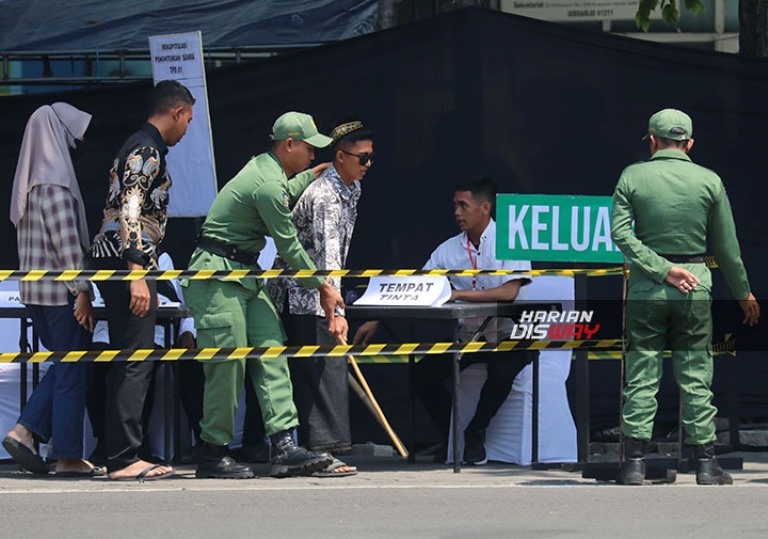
[
  {"xmin": 584, "ymin": 333, "xmax": 735, "ymax": 361},
  {"xmin": 0, "ymin": 258, "xmax": 720, "ymax": 282},
  {"xmin": 1, "ymin": 335, "xmax": 736, "ymax": 364},
  {"xmin": 0, "ymin": 338, "xmax": 624, "ymax": 364},
  {"xmin": 0, "ymin": 267, "xmax": 624, "ymax": 282},
  {"xmin": 712, "ymin": 333, "xmax": 735, "ymax": 355}
]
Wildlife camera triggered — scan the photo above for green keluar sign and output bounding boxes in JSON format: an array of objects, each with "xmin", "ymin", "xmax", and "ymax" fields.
[{"xmin": 496, "ymin": 194, "xmax": 624, "ymax": 263}]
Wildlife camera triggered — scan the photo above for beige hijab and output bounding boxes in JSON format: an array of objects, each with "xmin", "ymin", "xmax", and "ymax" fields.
[{"xmin": 10, "ymin": 102, "xmax": 92, "ymax": 249}]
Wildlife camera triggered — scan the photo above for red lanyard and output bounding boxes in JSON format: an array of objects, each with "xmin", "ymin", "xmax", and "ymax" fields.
[{"xmin": 465, "ymin": 238, "xmax": 478, "ymax": 290}]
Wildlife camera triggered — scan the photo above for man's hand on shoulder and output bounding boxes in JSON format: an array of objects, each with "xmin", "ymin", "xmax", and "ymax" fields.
[{"xmin": 311, "ymin": 162, "xmax": 332, "ymax": 178}]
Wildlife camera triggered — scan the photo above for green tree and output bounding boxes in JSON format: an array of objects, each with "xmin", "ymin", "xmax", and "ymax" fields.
[{"xmin": 636, "ymin": 0, "xmax": 768, "ymax": 58}]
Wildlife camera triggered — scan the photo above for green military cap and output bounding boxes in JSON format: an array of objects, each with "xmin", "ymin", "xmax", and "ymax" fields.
[
  {"xmin": 270, "ymin": 111, "xmax": 333, "ymax": 148},
  {"xmin": 643, "ymin": 108, "xmax": 693, "ymax": 141}
]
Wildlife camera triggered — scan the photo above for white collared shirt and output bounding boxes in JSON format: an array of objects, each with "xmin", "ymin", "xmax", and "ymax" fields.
[{"xmin": 423, "ymin": 219, "xmax": 531, "ymax": 341}]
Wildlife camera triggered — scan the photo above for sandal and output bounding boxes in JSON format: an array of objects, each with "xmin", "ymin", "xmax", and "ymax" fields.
[
  {"xmin": 309, "ymin": 458, "xmax": 358, "ymax": 478},
  {"xmin": 2, "ymin": 436, "xmax": 49, "ymax": 475},
  {"xmin": 108, "ymin": 463, "xmax": 175, "ymax": 482},
  {"xmin": 55, "ymin": 466, "xmax": 106, "ymax": 478}
]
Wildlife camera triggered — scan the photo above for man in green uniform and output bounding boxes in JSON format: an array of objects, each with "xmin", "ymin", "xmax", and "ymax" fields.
[
  {"xmin": 611, "ymin": 108, "xmax": 760, "ymax": 486},
  {"xmin": 184, "ymin": 111, "xmax": 345, "ymax": 479}
]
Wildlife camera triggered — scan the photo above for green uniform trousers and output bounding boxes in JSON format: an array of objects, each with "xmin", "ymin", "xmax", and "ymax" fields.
[
  {"xmin": 185, "ymin": 278, "xmax": 298, "ymax": 446},
  {"xmin": 621, "ymin": 264, "xmax": 717, "ymax": 446}
]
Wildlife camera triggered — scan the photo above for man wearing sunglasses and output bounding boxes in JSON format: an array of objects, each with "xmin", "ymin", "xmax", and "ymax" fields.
[{"xmin": 268, "ymin": 116, "xmax": 374, "ymax": 477}]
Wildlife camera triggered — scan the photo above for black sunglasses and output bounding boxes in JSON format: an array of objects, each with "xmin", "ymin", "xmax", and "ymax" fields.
[{"xmin": 339, "ymin": 149, "xmax": 376, "ymax": 166}]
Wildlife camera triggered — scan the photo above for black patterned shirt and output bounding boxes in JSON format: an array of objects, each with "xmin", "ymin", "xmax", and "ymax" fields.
[{"xmin": 90, "ymin": 123, "xmax": 171, "ymax": 269}]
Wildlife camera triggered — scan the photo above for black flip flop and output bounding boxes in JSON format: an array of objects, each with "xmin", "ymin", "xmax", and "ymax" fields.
[
  {"xmin": 2, "ymin": 436, "xmax": 50, "ymax": 475},
  {"xmin": 55, "ymin": 466, "xmax": 106, "ymax": 478},
  {"xmin": 108, "ymin": 463, "xmax": 174, "ymax": 482}
]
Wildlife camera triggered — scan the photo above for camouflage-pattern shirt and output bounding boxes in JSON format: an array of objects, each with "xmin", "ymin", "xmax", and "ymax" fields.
[{"xmin": 268, "ymin": 165, "xmax": 361, "ymax": 316}]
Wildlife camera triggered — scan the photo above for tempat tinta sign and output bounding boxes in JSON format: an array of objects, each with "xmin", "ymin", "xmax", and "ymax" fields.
[{"xmin": 496, "ymin": 194, "xmax": 624, "ymax": 263}]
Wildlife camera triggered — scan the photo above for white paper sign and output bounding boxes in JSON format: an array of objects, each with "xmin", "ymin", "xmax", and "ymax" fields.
[
  {"xmin": 149, "ymin": 31, "xmax": 218, "ymax": 217},
  {"xmin": 354, "ymin": 276, "xmax": 452, "ymax": 307},
  {"xmin": 0, "ymin": 290, "xmax": 23, "ymax": 308}
]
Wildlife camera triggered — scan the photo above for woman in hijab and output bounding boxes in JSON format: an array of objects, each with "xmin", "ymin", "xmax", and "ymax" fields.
[{"xmin": 3, "ymin": 102, "xmax": 101, "ymax": 477}]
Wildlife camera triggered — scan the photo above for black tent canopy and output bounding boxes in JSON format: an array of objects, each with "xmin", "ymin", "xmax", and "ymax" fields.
[{"xmin": 0, "ymin": 0, "xmax": 378, "ymax": 51}]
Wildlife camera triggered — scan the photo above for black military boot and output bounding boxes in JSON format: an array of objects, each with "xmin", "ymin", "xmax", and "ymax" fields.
[
  {"xmin": 693, "ymin": 443, "xmax": 733, "ymax": 485},
  {"xmin": 195, "ymin": 441, "xmax": 255, "ymax": 479},
  {"xmin": 270, "ymin": 431, "xmax": 333, "ymax": 478},
  {"xmin": 616, "ymin": 437, "xmax": 646, "ymax": 486},
  {"xmin": 239, "ymin": 443, "xmax": 271, "ymax": 464}
]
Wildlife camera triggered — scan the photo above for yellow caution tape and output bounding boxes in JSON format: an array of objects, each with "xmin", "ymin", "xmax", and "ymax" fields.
[
  {"xmin": 584, "ymin": 334, "xmax": 735, "ymax": 361},
  {"xmin": 0, "ymin": 267, "xmax": 625, "ymax": 282},
  {"xmin": 0, "ymin": 334, "xmax": 736, "ymax": 364},
  {"xmin": 0, "ymin": 338, "xmax": 624, "ymax": 364},
  {"xmin": 712, "ymin": 333, "xmax": 736, "ymax": 356},
  {"xmin": 0, "ymin": 258, "xmax": 722, "ymax": 282}
]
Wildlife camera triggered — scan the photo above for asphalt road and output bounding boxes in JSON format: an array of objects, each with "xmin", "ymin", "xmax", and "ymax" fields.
[{"xmin": 2, "ymin": 456, "xmax": 768, "ymax": 538}]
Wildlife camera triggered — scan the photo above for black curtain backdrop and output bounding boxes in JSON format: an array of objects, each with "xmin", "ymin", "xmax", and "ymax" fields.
[{"xmin": 1, "ymin": 9, "xmax": 767, "ymax": 443}]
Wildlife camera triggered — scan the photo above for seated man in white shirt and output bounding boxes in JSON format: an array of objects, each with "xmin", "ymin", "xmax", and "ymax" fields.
[{"xmin": 354, "ymin": 177, "xmax": 534, "ymax": 465}]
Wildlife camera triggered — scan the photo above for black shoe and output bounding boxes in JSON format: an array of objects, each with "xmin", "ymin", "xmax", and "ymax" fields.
[
  {"xmin": 616, "ymin": 458, "xmax": 645, "ymax": 485},
  {"xmin": 194, "ymin": 442, "xmax": 254, "ymax": 479},
  {"xmin": 196, "ymin": 456, "xmax": 255, "ymax": 479},
  {"xmin": 270, "ymin": 436, "xmax": 333, "ymax": 478},
  {"xmin": 593, "ymin": 426, "xmax": 621, "ymax": 443},
  {"xmin": 239, "ymin": 443, "xmax": 271, "ymax": 464},
  {"xmin": 696, "ymin": 458, "xmax": 733, "ymax": 485},
  {"xmin": 431, "ymin": 441, "xmax": 449, "ymax": 464},
  {"xmin": 693, "ymin": 443, "xmax": 732, "ymax": 485},
  {"xmin": 463, "ymin": 429, "xmax": 487, "ymax": 466}
]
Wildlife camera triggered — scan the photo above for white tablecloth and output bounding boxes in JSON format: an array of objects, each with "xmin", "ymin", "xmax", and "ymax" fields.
[{"xmin": 446, "ymin": 276, "xmax": 577, "ymax": 465}]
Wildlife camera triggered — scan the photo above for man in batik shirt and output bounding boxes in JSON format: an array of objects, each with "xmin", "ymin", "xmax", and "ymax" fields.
[
  {"xmin": 89, "ymin": 80, "xmax": 194, "ymax": 481},
  {"xmin": 269, "ymin": 117, "xmax": 374, "ymax": 477}
]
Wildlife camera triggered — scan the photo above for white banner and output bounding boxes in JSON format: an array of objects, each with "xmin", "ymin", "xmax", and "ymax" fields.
[
  {"xmin": 354, "ymin": 276, "xmax": 452, "ymax": 307},
  {"xmin": 149, "ymin": 31, "xmax": 218, "ymax": 217},
  {"xmin": 501, "ymin": 0, "xmax": 657, "ymax": 22}
]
